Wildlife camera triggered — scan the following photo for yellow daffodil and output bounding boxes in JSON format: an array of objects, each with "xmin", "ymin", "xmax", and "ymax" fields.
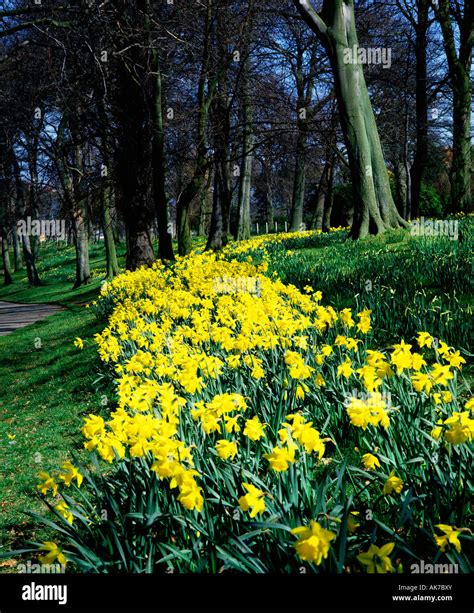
[
  {"xmin": 54, "ymin": 501, "xmax": 74, "ymax": 525},
  {"xmin": 59, "ymin": 461, "xmax": 83, "ymax": 488},
  {"xmin": 337, "ymin": 358, "xmax": 354, "ymax": 379},
  {"xmin": 417, "ymin": 332, "xmax": 433, "ymax": 348},
  {"xmin": 39, "ymin": 542, "xmax": 67, "ymax": 566},
  {"xmin": 37, "ymin": 472, "xmax": 58, "ymax": 497},
  {"xmin": 265, "ymin": 446, "xmax": 296, "ymax": 472},
  {"xmin": 239, "ymin": 483, "xmax": 266, "ymax": 518},
  {"xmin": 348, "ymin": 511, "xmax": 360, "ymax": 534},
  {"xmin": 215, "ymin": 439, "xmax": 238, "ymax": 461},
  {"xmin": 383, "ymin": 470, "xmax": 404, "ymax": 495},
  {"xmin": 74, "ymin": 337, "xmax": 84, "ymax": 350},
  {"xmin": 433, "ymin": 524, "xmax": 462, "ymax": 553},
  {"xmin": 243, "ymin": 416, "xmax": 266, "ymax": 441},
  {"xmin": 361, "ymin": 453, "xmax": 380, "ymax": 470},
  {"xmin": 357, "ymin": 543, "xmax": 395, "ymax": 573},
  {"xmin": 291, "ymin": 520, "xmax": 336, "ymax": 565}
]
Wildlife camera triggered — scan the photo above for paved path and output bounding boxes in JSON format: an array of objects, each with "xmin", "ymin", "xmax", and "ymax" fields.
[{"xmin": 0, "ymin": 301, "xmax": 63, "ymax": 336}]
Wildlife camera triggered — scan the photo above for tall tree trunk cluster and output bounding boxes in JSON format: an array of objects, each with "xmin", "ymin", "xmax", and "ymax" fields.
[
  {"xmin": 294, "ymin": 0, "xmax": 409, "ymax": 238},
  {"xmin": 433, "ymin": 0, "xmax": 472, "ymax": 213}
]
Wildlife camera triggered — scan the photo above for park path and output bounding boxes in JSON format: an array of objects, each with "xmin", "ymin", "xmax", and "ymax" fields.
[{"xmin": 0, "ymin": 301, "xmax": 63, "ymax": 337}]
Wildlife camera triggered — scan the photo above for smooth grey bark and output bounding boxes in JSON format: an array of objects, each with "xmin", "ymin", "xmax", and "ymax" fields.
[
  {"xmin": 73, "ymin": 205, "xmax": 90, "ymax": 289},
  {"xmin": 236, "ymin": 0, "xmax": 255, "ymax": 241},
  {"xmin": 263, "ymin": 159, "xmax": 274, "ymax": 228},
  {"xmin": 237, "ymin": 134, "xmax": 254, "ymax": 241},
  {"xmin": 290, "ymin": 118, "xmax": 307, "ymax": 231},
  {"xmin": 236, "ymin": 80, "xmax": 254, "ymax": 241},
  {"xmin": 207, "ymin": 163, "xmax": 226, "ymax": 251},
  {"xmin": 294, "ymin": 0, "xmax": 409, "ymax": 238},
  {"xmin": 2, "ymin": 150, "xmax": 22, "ymax": 271}
]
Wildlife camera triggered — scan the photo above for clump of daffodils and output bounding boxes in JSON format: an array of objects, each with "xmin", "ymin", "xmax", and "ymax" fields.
[{"xmin": 30, "ymin": 235, "xmax": 471, "ymax": 572}]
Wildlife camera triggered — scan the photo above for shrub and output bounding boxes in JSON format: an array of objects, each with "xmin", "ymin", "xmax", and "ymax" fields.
[{"xmin": 419, "ymin": 183, "xmax": 444, "ymax": 218}]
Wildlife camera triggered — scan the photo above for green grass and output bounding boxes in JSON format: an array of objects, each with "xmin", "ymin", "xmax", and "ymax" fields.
[
  {"xmin": 0, "ymin": 306, "xmax": 113, "ymax": 556},
  {"xmin": 0, "ymin": 241, "xmax": 126, "ymax": 305},
  {"xmin": 265, "ymin": 223, "xmax": 473, "ymax": 351}
]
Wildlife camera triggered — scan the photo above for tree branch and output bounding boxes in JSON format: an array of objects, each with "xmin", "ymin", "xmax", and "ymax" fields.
[
  {"xmin": 293, "ymin": 0, "xmax": 328, "ymax": 40},
  {"xmin": 0, "ymin": 19, "xmax": 72, "ymax": 39}
]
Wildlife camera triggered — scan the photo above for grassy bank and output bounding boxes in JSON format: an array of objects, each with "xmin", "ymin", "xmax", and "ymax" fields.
[{"xmin": 0, "ymin": 306, "xmax": 112, "ymax": 555}]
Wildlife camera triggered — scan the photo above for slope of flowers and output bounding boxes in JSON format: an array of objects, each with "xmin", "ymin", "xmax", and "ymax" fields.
[{"xmin": 28, "ymin": 239, "xmax": 473, "ymax": 573}]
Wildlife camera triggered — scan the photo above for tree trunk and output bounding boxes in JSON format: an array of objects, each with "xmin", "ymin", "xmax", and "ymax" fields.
[
  {"xmin": 10, "ymin": 145, "xmax": 41, "ymax": 285},
  {"xmin": 312, "ymin": 153, "xmax": 333, "ymax": 229},
  {"xmin": 102, "ymin": 185, "xmax": 119, "ymax": 280},
  {"xmin": 97, "ymin": 113, "xmax": 119, "ymax": 280},
  {"xmin": 410, "ymin": 0, "xmax": 429, "ymax": 219},
  {"xmin": 451, "ymin": 72, "xmax": 472, "ymax": 212},
  {"xmin": 323, "ymin": 159, "xmax": 335, "ymax": 231},
  {"xmin": 236, "ymin": 100, "xmax": 254, "ymax": 241},
  {"xmin": 70, "ymin": 121, "xmax": 91, "ymax": 288},
  {"xmin": 1, "ymin": 229, "xmax": 13, "ymax": 285},
  {"xmin": 177, "ymin": 0, "xmax": 216, "ymax": 256},
  {"xmin": 206, "ymin": 3, "xmax": 232, "ymax": 251},
  {"xmin": 290, "ymin": 45, "xmax": 316, "ymax": 232},
  {"xmin": 207, "ymin": 161, "xmax": 227, "ymax": 251},
  {"xmin": 199, "ymin": 170, "xmax": 213, "ymax": 237},
  {"xmin": 290, "ymin": 122, "xmax": 307, "ymax": 231},
  {"xmin": 6, "ymin": 182, "xmax": 23, "ymax": 271},
  {"xmin": 27, "ymin": 137, "xmax": 41, "ymax": 260},
  {"xmin": 177, "ymin": 191, "xmax": 194, "ymax": 256},
  {"xmin": 394, "ymin": 160, "xmax": 409, "ymax": 220},
  {"xmin": 11, "ymin": 222, "xmax": 22, "ymax": 271},
  {"xmin": 434, "ymin": 0, "xmax": 472, "ymax": 213},
  {"xmin": 152, "ymin": 49, "xmax": 175, "ymax": 261},
  {"xmin": 237, "ymin": 141, "xmax": 253, "ymax": 241},
  {"xmin": 263, "ymin": 160, "xmax": 274, "ymax": 228},
  {"xmin": 294, "ymin": 0, "xmax": 408, "ymax": 238},
  {"xmin": 73, "ymin": 205, "xmax": 90, "ymax": 288},
  {"xmin": 206, "ymin": 109, "xmax": 232, "ymax": 250},
  {"xmin": 113, "ymin": 20, "xmax": 155, "ymax": 270},
  {"xmin": 21, "ymin": 233, "xmax": 41, "ymax": 286},
  {"xmin": 403, "ymin": 105, "xmax": 412, "ymax": 219},
  {"xmin": 236, "ymin": 4, "xmax": 255, "ymax": 242}
]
